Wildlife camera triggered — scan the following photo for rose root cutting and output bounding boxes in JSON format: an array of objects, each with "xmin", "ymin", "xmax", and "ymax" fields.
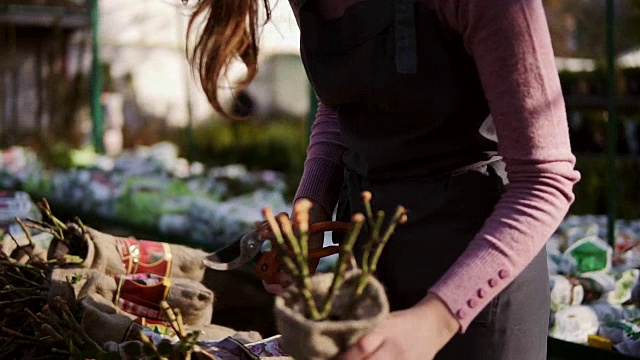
[{"xmin": 262, "ymin": 193, "xmax": 408, "ymax": 321}]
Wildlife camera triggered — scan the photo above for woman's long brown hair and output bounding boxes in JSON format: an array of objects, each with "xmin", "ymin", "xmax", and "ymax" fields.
[{"xmin": 187, "ymin": 0, "xmax": 270, "ymax": 118}]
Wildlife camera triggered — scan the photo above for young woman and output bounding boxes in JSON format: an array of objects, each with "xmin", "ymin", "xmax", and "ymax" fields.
[{"xmin": 187, "ymin": 0, "xmax": 581, "ymax": 358}]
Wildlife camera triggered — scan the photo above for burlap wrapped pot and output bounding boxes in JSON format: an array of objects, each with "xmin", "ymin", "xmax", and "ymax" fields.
[
  {"xmin": 47, "ymin": 226, "xmax": 208, "ymax": 281},
  {"xmin": 49, "ymin": 268, "xmax": 214, "ymax": 325},
  {"xmin": 274, "ymin": 271, "xmax": 389, "ymax": 360}
]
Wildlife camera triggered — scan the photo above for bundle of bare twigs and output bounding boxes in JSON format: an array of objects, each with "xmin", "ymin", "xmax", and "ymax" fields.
[
  {"xmin": 0, "ymin": 200, "xmax": 219, "ymax": 360},
  {"xmin": 25, "ymin": 199, "xmax": 91, "ymax": 266},
  {"xmin": 0, "ymin": 243, "xmax": 102, "ymax": 359}
]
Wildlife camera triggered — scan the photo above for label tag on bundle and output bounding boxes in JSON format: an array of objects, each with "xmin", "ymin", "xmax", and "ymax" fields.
[
  {"xmin": 117, "ymin": 237, "xmax": 173, "ymax": 277},
  {"xmin": 113, "ymin": 273, "xmax": 171, "ymax": 320}
]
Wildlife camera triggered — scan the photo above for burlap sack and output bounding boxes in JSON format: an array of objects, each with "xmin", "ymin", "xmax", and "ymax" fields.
[
  {"xmin": 274, "ymin": 272, "xmax": 389, "ymax": 360},
  {"xmin": 49, "ymin": 268, "xmax": 214, "ymax": 325},
  {"xmin": 191, "ymin": 324, "xmax": 260, "ymax": 343},
  {"xmin": 80, "ymin": 294, "xmax": 140, "ymax": 346},
  {"xmin": 82, "ymin": 294, "xmax": 256, "ymax": 347},
  {"xmin": 47, "ymin": 226, "xmax": 208, "ymax": 281},
  {"xmin": 167, "ymin": 277, "xmax": 214, "ymax": 325},
  {"xmin": 2, "ymin": 232, "xmax": 48, "ymax": 264},
  {"xmin": 48, "ymin": 268, "xmax": 115, "ymax": 309}
]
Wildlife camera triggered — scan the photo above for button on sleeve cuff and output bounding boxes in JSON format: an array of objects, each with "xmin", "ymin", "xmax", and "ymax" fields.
[{"xmin": 429, "ymin": 247, "xmax": 516, "ymax": 333}]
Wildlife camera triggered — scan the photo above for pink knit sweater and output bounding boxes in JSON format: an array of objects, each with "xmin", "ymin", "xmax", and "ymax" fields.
[{"xmin": 293, "ymin": 0, "xmax": 581, "ymax": 332}]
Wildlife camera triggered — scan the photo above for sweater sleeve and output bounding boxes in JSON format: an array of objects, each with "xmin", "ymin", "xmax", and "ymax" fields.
[
  {"xmin": 429, "ymin": 0, "xmax": 581, "ymax": 332},
  {"xmin": 294, "ymin": 101, "xmax": 347, "ymax": 216}
]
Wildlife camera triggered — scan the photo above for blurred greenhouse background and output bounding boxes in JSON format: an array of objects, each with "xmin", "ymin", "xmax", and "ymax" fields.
[
  {"xmin": 3, "ymin": 1, "xmax": 640, "ymax": 358},
  {"xmin": 0, "ymin": 0, "xmax": 640, "ymax": 230},
  {"xmin": 1, "ymin": 0, "xmax": 640, "ymax": 219}
]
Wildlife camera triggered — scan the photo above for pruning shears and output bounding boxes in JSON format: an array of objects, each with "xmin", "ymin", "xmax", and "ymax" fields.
[{"xmin": 203, "ymin": 221, "xmax": 350, "ymax": 286}]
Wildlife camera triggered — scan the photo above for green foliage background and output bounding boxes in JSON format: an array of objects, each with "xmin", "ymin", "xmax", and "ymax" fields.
[
  {"xmin": 183, "ymin": 116, "xmax": 640, "ymax": 219},
  {"xmin": 189, "ymin": 118, "xmax": 308, "ymax": 201}
]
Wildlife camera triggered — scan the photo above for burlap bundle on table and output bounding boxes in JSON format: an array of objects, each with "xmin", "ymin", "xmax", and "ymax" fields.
[
  {"xmin": 274, "ymin": 271, "xmax": 389, "ymax": 360},
  {"xmin": 80, "ymin": 294, "xmax": 140, "ymax": 346},
  {"xmin": 80, "ymin": 294, "xmax": 261, "ymax": 347},
  {"xmin": 47, "ymin": 226, "xmax": 208, "ymax": 281},
  {"xmin": 49, "ymin": 268, "xmax": 214, "ymax": 325},
  {"xmin": 2, "ymin": 232, "xmax": 48, "ymax": 264}
]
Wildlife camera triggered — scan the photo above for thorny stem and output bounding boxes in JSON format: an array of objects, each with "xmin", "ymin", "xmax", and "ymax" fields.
[
  {"xmin": 278, "ymin": 214, "xmax": 323, "ymax": 320},
  {"xmin": 356, "ymin": 205, "xmax": 407, "ymax": 296},
  {"xmin": 7, "ymin": 232, "xmax": 38, "ymax": 265},
  {"xmin": 262, "ymin": 208, "xmax": 299, "ymax": 277},
  {"xmin": 299, "ymin": 225, "xmax": 309, "ymax": 262},
  {"xmin": 37, "ymin": 200, "xmax": 67, "ymax": 235},
  {"xmin": 371, "ymin": 210, "xmax": 385, "ymax": 241},
  {"xmin": 369, "ymin": 205, "xmax": 406, "ymax": 273},
  {"xmin": 174, "ymin": 309, "xmax": 186, "ymax": 336},
  {"xmin": 153, "ymin": 303, "xmax": 211, "ymax": 360},
  {"xmin": 160, "ymin": 301, "xmax": 191, "ymax": 343},
  {"xmin": 15, "ymin": 218, "xmax": 34, "ymax": 247},
  {"xmin": 361, "ymin": 191, "xmax": 375, "ymax": 230},
  {"xmin": 24, "ymin": 223, "xmax": 58, "ymax": 238},
  {"xmin": 361, "ymin": 210, "xmax": 384, "ymax": 273},
  {"xmin": 263, "ymin": 207, "xmax": 320, "ymax": 320},
  {"xmin": 25, "ymin": 217, "xmax": 53, "ymax": 230},
  {"xmin": 277, "ymin": 215, "xmax": 304, "ymax": 275},
  {"xmin": 321, "ymin": 214, "xmax": 364, "ymax": 318},
  {"xmin": 293, "ymin": 200, "xmax": 312, "ymax": 261}
]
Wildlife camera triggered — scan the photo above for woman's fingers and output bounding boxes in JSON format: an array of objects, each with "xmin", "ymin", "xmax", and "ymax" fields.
[{"xmin": 338, "ymin": 332, "xmax": 385, "ymax": 360}]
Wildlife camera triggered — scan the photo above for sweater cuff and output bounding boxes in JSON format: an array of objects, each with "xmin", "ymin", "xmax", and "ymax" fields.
[
  {"xmin": 429, "ymin": 245, "xmax": 516, "ymax": 333},
  {"xmin": 294, "ymin": 157, "xmax": 345, "ymax": 217}
]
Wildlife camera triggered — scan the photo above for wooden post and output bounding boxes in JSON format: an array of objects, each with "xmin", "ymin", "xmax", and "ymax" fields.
[
  {"xmin": 606, "ymin": 0, "xmax": 618, "ymax": 247},
  {"xmin": 91, "ymin": 0, "xmax": 104, "ymax": 153}
]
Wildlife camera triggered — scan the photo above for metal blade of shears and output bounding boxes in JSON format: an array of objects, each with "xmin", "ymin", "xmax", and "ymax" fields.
[
  {"xmin": 203, "ymin": 230, "xmax": 264, "ymax": 270},
  {"xmin": 202, "ymin": 220, "xmax": 351, "ymax": 271}
]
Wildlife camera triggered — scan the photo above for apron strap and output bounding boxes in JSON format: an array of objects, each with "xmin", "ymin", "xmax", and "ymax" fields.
[{"xmin": 395, "ymin": 0, "xmax": 418, "ymax": 74}]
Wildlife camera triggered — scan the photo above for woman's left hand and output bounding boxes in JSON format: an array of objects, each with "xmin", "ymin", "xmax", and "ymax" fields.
[{"xmin": 338, "ymin": 293, "xmax": 460, "ymax": 360}]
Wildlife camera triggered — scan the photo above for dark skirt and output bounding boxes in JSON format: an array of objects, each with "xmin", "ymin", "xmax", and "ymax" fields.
[{"xmin": 339, "ymin": 164, "xmax": 550, "ymax": 359}]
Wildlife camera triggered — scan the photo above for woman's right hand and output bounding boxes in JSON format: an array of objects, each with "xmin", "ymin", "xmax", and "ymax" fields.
[{"xmin": 262, "ymin": 199, "xmax": 330, "ymax": 294}]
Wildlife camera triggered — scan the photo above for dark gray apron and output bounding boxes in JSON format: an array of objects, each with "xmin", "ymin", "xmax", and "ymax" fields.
[{"xmin": 293, "ymin": 0, "xmax": 550, "ymax": 358}]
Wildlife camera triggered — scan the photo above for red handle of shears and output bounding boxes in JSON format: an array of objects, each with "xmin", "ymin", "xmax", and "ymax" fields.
[{"xmin": 256, "ymin": 221, "xmax": 349, "ymax": 286}]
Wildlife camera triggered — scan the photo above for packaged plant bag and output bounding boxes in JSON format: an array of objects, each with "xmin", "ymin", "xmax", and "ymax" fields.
[
  {"xmin": 46, "ymin": 222, "xmax": 208, "ymax": 281},
  {"xmin": 565, "ymin": 236, "xmax": 613, "ymax": 274},
  {"xmin": 49, "ymin": 268, "xmax": 214, "ymax": 325}
]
